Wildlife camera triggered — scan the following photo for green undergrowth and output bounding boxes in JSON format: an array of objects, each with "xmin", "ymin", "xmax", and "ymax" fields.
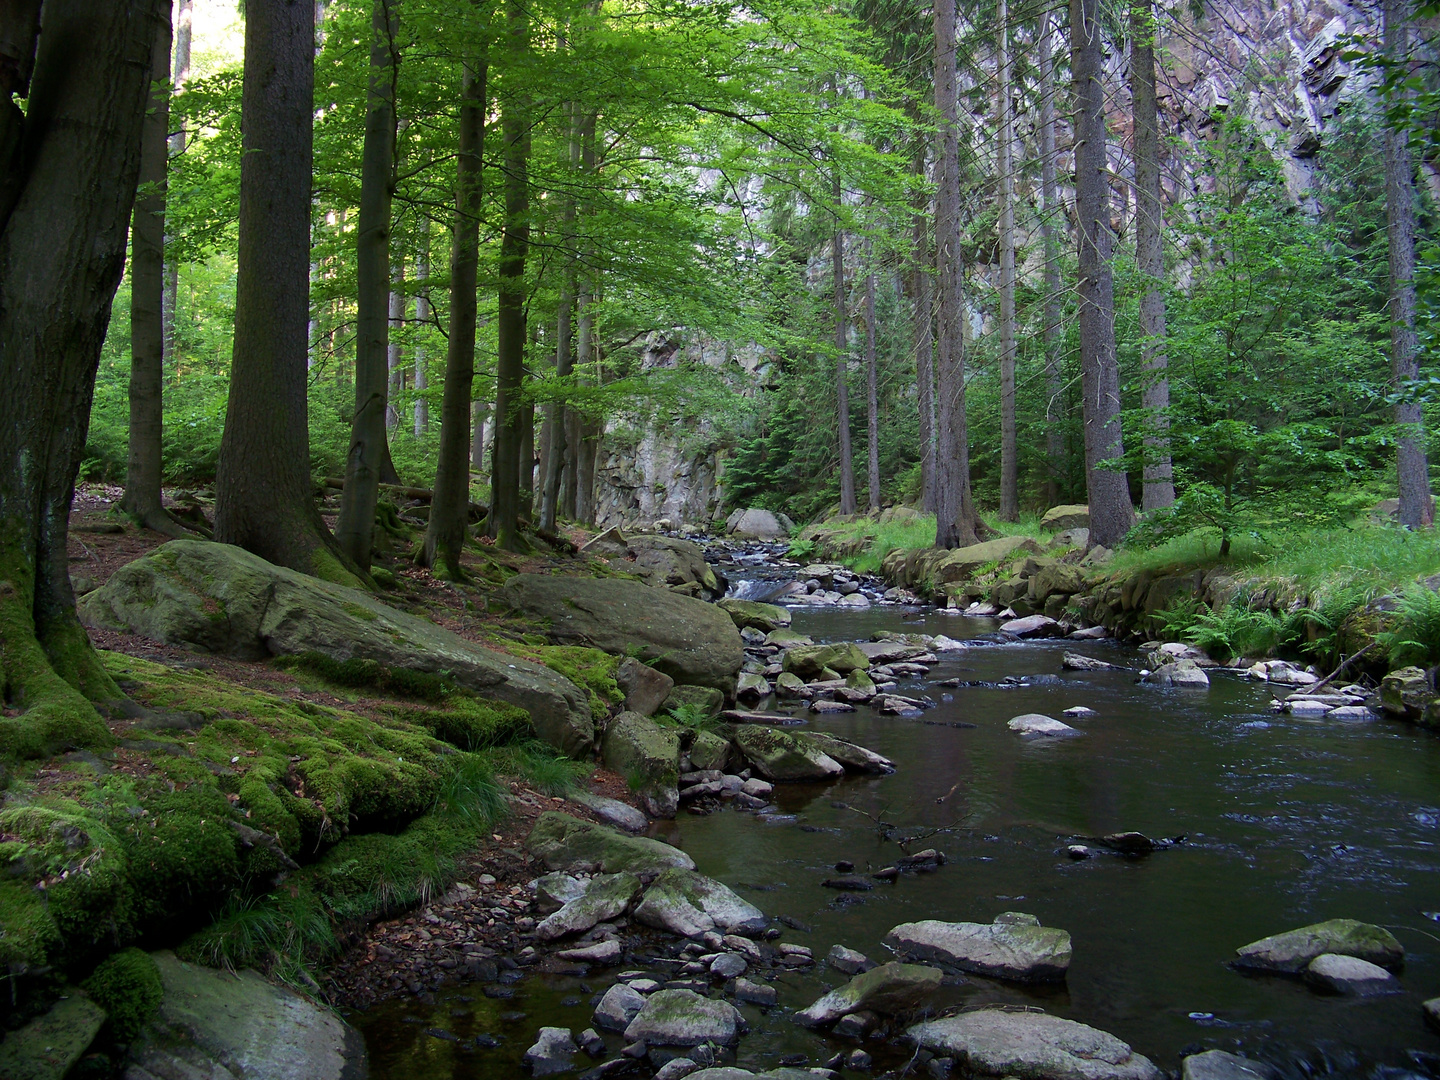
[
  {"xmin": 792, "ymin": 510, "xmax": 1059, "ymax": 575},
  {"xmin": 508, "ymin": 642, "xmax": 623, "ymax": 717},
  {"xmin": 82, "ymin": 947, "xmax": 163, "ymax": 1041}
]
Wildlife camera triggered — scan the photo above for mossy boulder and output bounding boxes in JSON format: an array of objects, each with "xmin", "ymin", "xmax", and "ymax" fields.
[
  {"xmin": 733, "ymin": 726, "xmax": 843, "ymax": 782},
  {"xmin": 536, "ymin": 872, "xmax": 643, "ymax": 940},
  {"xmin": 663, "ymin": 684, "xmax": 725, "ymax": 718},
  {"xmin": 626, "ymin": 535, "xmax": 723, "ymax": 598},
  {"xmin": 930, "ymin": 536, "xmax": 1043, "ymax": 586},
  {"xmin": 1380, "ymin": 666, "xmax": 1435, "ymax": 718},
  {"xmin": 781, "ymin": 643, "xmax": 869, "ymax": 680},
  {"xmin": 633, "ymin": 868, "xmax": 767, "ymax": 938},
  {"xmin": 795, "ymin": 962, "xmax": 943, "ymax": 1027},
  {"xmin": 908, "ymin": 1008, "xmax": 1162, "ymax": 1080},
  {"xmin": 715, "ymin": 599, "xmax": 792, "ymax": 633},
  {"xmin": 499, "ymin": 574, "xmax": 743, "ymax": 692},
  {"xmin": 623, "ymin": 988, "xmax": 744, "ymax": 1047},
  {"xmin": 83, "ymin": 947, "xmax": 163, "ymax": 1041},
  {"xmin": 885, "ymin": 915, "xmax": 1072, "ymax": 982},
  {"xmin": 602, "ymin": 711, "xmax": 681, "ymax": 818},
  {"xmin": 79, "ymin": 540, "xmax": 594, "ymax": 756},
  {"xmin": 686, "ymin": 729, "xmax": 733, "ymax": 772},
  {"xmin": 765, "ymin": 629, "xmax": 813, "ymax": 648},
  {"xmin": 1234, "ymin": 918, "xmax": 1403, "ymax": 973},
  {"xmin": 0, "ymin": 991, "xmax": 106, "ymax": 1080},
  {"xmin": 527, "ymin": 811, "xmax": 695, "ymax": 877},
  {"xmin": 1040, "ymin": 504, "xmax": 1090, "ymax": 531}
]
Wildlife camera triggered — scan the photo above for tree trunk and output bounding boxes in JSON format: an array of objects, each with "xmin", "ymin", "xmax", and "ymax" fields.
[
  {"xmin": 933, "ymin": 0, "xmax": 980, "ymax": 549},
  {"xmin": 1039, "ymin": 10, "xmax": 1065, "ymax": 507},
  {"xmin": 564, "ymin": 111, "xmax": 597, "ymax": 522},
  {"xmin": 336, "ymin": 0, "xmax": 400, "ymax": 573},
  {"xmin": 489, "ymin": 6, "xmax": 530, "ymax": 552},
  {"xmin": 472, "ymin": 400, "xmax": 488, "ymax": 470},
  {"xmin": 215, "ymin": 0, "xmax": 360, "ymax": 585},
  {"xmin": 1131, "ymin": 0, "xmax": 1174, "ymax": 512},
  {"xmin": 0, "ymin": 0, "xmax": 163, "ymax": 757},
  {"xmin": 910, "ymin": 132, "xmax": 936, "ymax": 514},
  {"xmin": 162, "ymin": 0, "xmax": 193, "ymax": 374},
  {"xmin": 832, "ymin": 171, "xmax": 857, "ymax": 517},
  {"xmin": 574, "ymin": 287, "xmax": 596, "ymax": 525},
  {"xmin": 541, "ymin": 104, "xmax": 580, "ymax": 533},
  {"xmin": 386, "ymin": 265, "xmax": 404, "ymax": 429},
  {"xmin": 997, "ymin": 0, "xmax": 1019, "ymax": 521},
  {"xmin": 1385, "ymin": 0, "xmax": 1434, "ymax": 527},
  {"xmin": 421, "ymin": 57, "xmax": 486, "ymax": 577},
  {"xmin": 1071, "ymin": 0, "xmax": 1134, "ymax": 548},
  {"xmin": 864, "ymin": 239, "xmax": 881, "ymax": 512},
  {"xmin": 122, "ymin": 5, "xmax": 187, "ymax": 538},
  {"xmin": 414, "ymin": 223, "xmax": 430, "ymax": 435}
]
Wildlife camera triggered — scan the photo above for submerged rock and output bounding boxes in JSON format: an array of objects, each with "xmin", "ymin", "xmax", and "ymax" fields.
[
  {"xmin": 885, "ymin": 915, "xmax": 1072, "ymax": 982},
  {"xmin": 908, "ymin": 1008, "xmax": 1162, "ymax": 1080},
  {"xmin": 795, "ymin": 962, "xmax": 942, "ymax": 1028},
  {"xmin": 634, "ymin": 868, "xmax": 767, "ymax": 938},
  {"xmin": 1304, "ymin": 953, "xmax": 1402, "ymax": 996},
  {"xmin": 527, "ymin": 812, "xmax": 695, "ymax": 877},
  {"xmin": 624, "ymin": 989, "xmax": 743, "ymax": 1047},
  {"xmin": 1233, "ymin": 918, "xmax": 1403, "ymax": 973},
  {"xmin": 1181, "ymin": 1050, "xmax": 1274, "ymax": 1080},
  {"xmin": 536, "ymin": 873, "xmax": 642, "ymax": 941}
]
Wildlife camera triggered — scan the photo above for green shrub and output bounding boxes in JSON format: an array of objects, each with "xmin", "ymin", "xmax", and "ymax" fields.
[
  {"xmin": 432, "ymin": 754, "xmax": 508, "ymax": 829},
  {"xmin": 1376, "ymin": 584, "xmax": 1440, "ymax": 668},
  {"xmin": 83, "ymin": 948, "xmax": 163, "ymax": 1042}
]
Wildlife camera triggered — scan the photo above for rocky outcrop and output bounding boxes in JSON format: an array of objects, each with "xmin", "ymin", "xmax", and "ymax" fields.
[
  {"xmin": 500, "ymin": 574, "xmax": 744, "ymax": 692},
  {"xmin": 795, "ymin": 962, "xmax": 942, "ymax": 1028},
  {"xmin": 526, "ymin": 812, "xmax": 696, "ymax": 877},
  {"xmin": 908, "ymin": 1009, "xmax": 1163, "ymax": 1080},
  {"xmin": 885, "ymin": 914, "xmax": 1072, "ymax": 982},
  {"xmin": 1233, "ymin": 918, "xmax": 1403, "ymax": 973}
]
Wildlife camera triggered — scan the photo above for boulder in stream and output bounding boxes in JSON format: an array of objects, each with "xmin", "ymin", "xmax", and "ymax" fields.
[
  {"xmin": 716, "ymin": 599, "xmax": 792, "ymax": 632},
  {"xmin": 999, "ymin": 614, "xmax": 1062, "ymax": 638},
  {"xmin": 1380, "ymin": 666, "xmax": 1436, "ymax": 717},
  {"xmin": 1181, "ymin": 1050, "xmax": 1274, "ymax": 1080},
  {"xmin": 1008, "ymin": 713, "xmax": 1080, "ymax": 738},
  {"xmin": 624, "ymin": 989, "xmax": 744, "ymax": 1046},
  {"xmin": 527, "ymin": 812, "xmax": 695, "ymax": 877},
  {"xmin": 795, "ymin": 962, "xmax": 943, "ymax": 1028},
  {"xmin": 885, "ymin": 914, "xmax": 1072, "ymax": 982},
  {"xmin": 536, "ymin": 872, "xmax": 642, "ymax": 940},
  {"xmin": 78, "ymin": 540, "xmax": 595, "ymax": 755},
  {"xmin": 1233, "ymin": 918, "xmax": 1403, "ymax": 973},
  {"xmin": 908, "ymin": 1008, "xmax": 1163, "ymax": 1080},
  {"xmin": 804, "ymin": 731, "xmax": 895, "ymax": 774},
  {"xmin": 728, "ymin": 508, "xmax": 791, "ymax": 540},
  {"xmin": 1304, "ymin": 953, "xmax": 1402, "ymax": 995},
  {"xmin": 733, "ymin": 726, "xmax": 844, "ymax": 782},
  {"xmin": 1143, "ymin": 659, "xmax": 1210, "ymax": 688},
  {"xmin": 523, "ymin": 1027, "xmax": 578, "ymax": 1077},
  {"xmin": 634, "ymin": 868, "xmax": 767, "ymax": 937},
  {"xmin": 593, "ymin": 983, "xmax": 647, "ymax": 1031},
  {"xmin": 781, "ymin": 642, "xmax": 870, "ymax": 678},
  {"xmin": 1062, "ymin": 652, "xmax": 1125, "ymax": 672}
]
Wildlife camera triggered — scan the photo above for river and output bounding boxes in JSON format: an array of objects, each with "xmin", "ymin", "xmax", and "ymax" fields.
[{"xmin": 353, "ymin": 589, "xmax": 1440, "ymax": 1079}]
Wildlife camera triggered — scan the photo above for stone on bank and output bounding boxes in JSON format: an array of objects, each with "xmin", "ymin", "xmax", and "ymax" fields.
[{"xmin": 908, "ymin": 1008, "xmax": 1162, "ymax": 1080}]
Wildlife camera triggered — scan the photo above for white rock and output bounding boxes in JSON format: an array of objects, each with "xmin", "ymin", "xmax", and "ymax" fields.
[
  {"xmin": 1062, "ymin": 706, "xmax": 1097, "ymax": 717},
  {"xmin": 908, "ymin": 1009, "xmax": 1162, "ymax": 1080},
  {"xmin": 1008, "ymin": 713, "xmax": 1080, "ymax": 737},
  {"xmin": 1304, "ymin": 952, "xmax": 1402, "ymax": 996}
]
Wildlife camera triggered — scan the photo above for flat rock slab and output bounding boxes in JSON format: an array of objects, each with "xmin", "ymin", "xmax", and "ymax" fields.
[
  {"xmin": 125, "ymin": 951, "xmax": 366, "ymax": 1080},
  {"xmin": 1182, "ymin": 1050, "xmax": 1275, "ymax": 1080},
  {"xmin": 79, "ymin": 540, "xmax": 594, "ymax": 755},
  {"xmin": 568, "ymin": 790, "xmax": 650, "ymax": 834},
  {"xmin": 805, "ymin": 731, "xmax": 895, "ymax": 774},
  {"xmin": 795, "ymin": 962, "xmax": 943, "ymax": 1028},
  {"xmin": 624, "ymin": 989, "xmax": 743, "ymax": 1047},
  {"xmin": 886, "ymin": 917, "xmax": 1071, "ymax": 982},
  {"xmin": 733, "ymin": 726, "xmax": 844, "ymax": 782},
  {"xmin": 634, "ymin": 868, "xmax": 767, "ymax": 938},
  {"xmin": 1304, "ymin": 952, "xmax": 1402, "ymax": 996},
  {"xmin": 1234, "ymin": 918, "xmax": 1403, "ymax": 973},
  {"xmin": 527, "ymin": 812, "xmax": 695, "ymax": 877},
  {"xmin": 1000, "ymin": 615, "xmax": 1062, "ymax": 638},
  {"xmin": 1008, "ymin": 714, "xmax": 1080, "ymax": 738},
  {"xmin": 0, "ymin": 993, "xmax": 106, "ymax": 1080},
  {"xmin": 536, "ymin": 872, "xmax": 642, "ymax": 940},
  {"xmin": 1062, "ymin": 652, "xmax": 1124, "ymax": 672},
  {"xmin": 908, "ymin": 1008, "xmax": 1163, "ymax": 1080},
  {"xmin": 499, "ymin": 574, "xmax": 743, "ymax": 691}
]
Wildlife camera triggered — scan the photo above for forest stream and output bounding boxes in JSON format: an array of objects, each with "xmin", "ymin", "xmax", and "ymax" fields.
[{"xmin": 350, "ymin": 550, "xmax": 1440, "ymax": 1080}]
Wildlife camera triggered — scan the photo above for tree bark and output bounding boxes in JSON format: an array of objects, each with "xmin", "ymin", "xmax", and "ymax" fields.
[
  {"xmin": 386, "ymin": 264, "xmax": 404, "ymax": 429},
  {"xmin": 565, "ymin": 110, "xmax": 598, "ymax": 522},
  {"xmin": 1039, "ymin": 10, "xmax": 1065, "ymax": 507},
  {"xmin": 1131, "ymin": 0, "xmax": 1174, "ymax": 512},
  {"xmin": 421, "ymin": 57, "xmax": 486, "ymax": 577},
  {"xmin": 336, "ymin": 0, "xmax": 401, "ymax": 573},
  {"xmin": 864, "ymin": 238, "xmax": 881, "ymax": 512},
  {"xmin": 541, "ymin": 103, "xmax": 581, "ymax": 533},
  {"xmin": 472, "ymin": 399, "xmax": 488, "ymax": 470},
  {"xmin": 414, "ymin": 222, "xmax": 430, "ymax": 435},
  {"xmin": 832, "ymin": 170, "xmax": 857, "ymax": 517},
  {"xmin": 997, "ymin": 0, "xmax": 1018, "ymax": 522},
  {"xmin": 574, "ymin": 286, "xmax": 597, "ymax": 525},
  {"xmin": 489, "ymin": 3, "xmax": 530, "ymax": 552},
  {"xmin": 162, "ymin": 0, "xmax": 192, "ymax": 373},
  {"xmin": 1385, "ymin": 0, "xmax": 1434, "ymax": 527},
  {"xmin": 933, "ymin": 0, "xmax": 980, "ymax": 549},
  {"xmin": 215, "ymin": 0, "xmax": 360, "ymax": 585},
  {"xmin": 122, "ymin": 5, "xmax": 187, "ymax": 538},
  {"xmin": 0, "ymin": 0, "xmax": 163, "ymax": 757},
  {"xmin": 909, "ymin": 131, "xmax": 936, "ymax": 514},
  {"xmin": 1071, "ymin": 0, "xmax": 1135, "ymax": 547}
]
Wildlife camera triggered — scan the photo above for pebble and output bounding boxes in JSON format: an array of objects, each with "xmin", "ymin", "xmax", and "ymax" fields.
[{"xmin": 733, "ymin": 977, "xmax": 778, "ymax": 1005}]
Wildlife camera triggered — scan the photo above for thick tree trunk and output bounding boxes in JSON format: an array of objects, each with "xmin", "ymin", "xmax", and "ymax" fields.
[
  {"xmin": 489, "ymin": 21, "xmax": 530, "ymax": 552},
  {"xmin": 336, "ymin": 0, "xmax": 400, "ymax": 573},
  {"xmin": 215, "ymin": 0, "xmax": 361, "ymax": 584},
  {"xmin": 832, "ymin": 172, "xmax": 857, "ymax": 517},
  {"xmin": 933, "ymin": 0, "xmax": 979, "ymax": 548},
  {"xmin": 414, "ymin": 224, "xmax": 430, "ymax": 435},
  {"xmin": 1039, "ymin": 11, "xmax": 1065, "ymax": 507},
  {"xmin": 541, "ymin": 106, "xmax": 580, "ymax": 533},
  {"xmin": 997, "ymin": 0, "xmax": 1018, "ymax": 521},
  {"xmin": 864, "ymin": 240, "xmax": 881, "ymax": 512},
  {"xmin": 1131, "ymin": 0, "xmax": 1174, "ymax": 512},
  {"xmin": 574, "ymin": 289, "xmax": 596, "ymax": 525},
  {"xmin": 910, "ymin": 134, "xmax": 936, "ymax": 514},
  {"xmin": 162, "ymin": 0, "xmax": 193, "ymax": 373},
  {"xmin": 1385, "ymin": 0, "xmax": 1434, "ymax": 527},
  {"xmin": 122, "ymin": 6, "xmax": 187, "ymax": 538},
  {"xmin": 1071, "ymin": 0, "xmax": 1135, "ymax": 548},
  {"xmin": 564, "ymin": 111, "xmax": 598, "ymax": 522},
  {"xmin": 0, "ymin": 0, "xmax": 162, "ymax": 757},
  {"xmin": 421, "ymin": 58, "xmax": 486, "ymax": 577}
]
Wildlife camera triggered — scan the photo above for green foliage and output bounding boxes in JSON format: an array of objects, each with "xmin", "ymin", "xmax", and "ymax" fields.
[
  {"xmin": 510, "ymin": 644, "xmax": 622, "ymax": 717},
  {"xmin": 432, "ymin": 753, "xmax": 509, "ymax": 829},
  {"xmin": 273, "ymin": 651, "xmax": 455, "ymax": 701},
  {"xmin": 491, "ymin": 741, "xmax": 589, "ymax": 797},
  {"xmin": 82, "ymin": 948, "xmax": 163, "ymax": 1042},
  {"xmin": 1376, "ymin": 584, "xmax": 1440, "ymax": 668},
  {"xmin": 180, "ymin": 889, "xmax": 335, "ymax": 984},
  {"xmin": 661, "ymin": 701, "xmax": 721, "ymax": 734}
]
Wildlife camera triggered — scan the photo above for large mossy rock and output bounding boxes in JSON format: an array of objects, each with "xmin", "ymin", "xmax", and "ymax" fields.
[
  {"xmin": 1380, "ymin": 666, "xmax": 1435, "ymax": 718},
  {"xmin": 633, "ymin": 868, "xmax": 767, "ymax": 937},
  {"xmin": 535, "ymin": 872, "xmax": 643, "ymax": 940},
  {"xmin": 733, "ymin": 726, "xmax": 843, "ymax": 782},
  {"xmin": 780, "ymin": 642, "xmax": 869, "ymax": 679},
  {"xmin": 930, "ymin": 536, "xmax": 1043, "ymax": 586},
  {"xmin": 124, "ymin": 951, "xmax": 367, "ymax": 1080},
  {"xmin": 908, "ymin": 1008, "xmax": 1162, "ymax": 1080},
  {"xmin": 795, "ymin": 962, "xmax": 942, "ymax": 1028},
  {"xmin": 79, "ymin": 541, "xmax": 594, "ymax": 756},
  {"xmin": 527, "ymin": 811, "xmax": 695, "ymax": 877},
  {"xmin": 1233, "ymin": 918, "xmax": 1403, "ymax": 973},
  {"xmin": 716, "ymin": 599, "xmax": 792, "ymax": 632},
  {"xmin": 499, "ymin": 574, "xmax": 743, "ymax": 692},
  {"xmin": 0, "ymin": 992, "xmax": 106, "ymax": 1080},
  {"xmin": 601, "ymin": 711, "xmax": 681, "ymax": 818},
  {"xmin": 1040, "ymin": 505, "xmax": 1090, "ymax": 531},
  {"xmin": 886, "ymin": 915, "xmax": 1072, "ymax": 982},
  {"xmin": 626, "ymin": 535, "xmax": 722, "ymax": 598},
  {"xmin": 624, "ymin": 988, "xmax": 744, "ymax": 1047}
]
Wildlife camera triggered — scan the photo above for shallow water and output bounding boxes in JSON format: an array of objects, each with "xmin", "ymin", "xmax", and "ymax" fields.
[{"xmin": 355, "ymin": 601, "xmax": 1440, "ymax": 1078}]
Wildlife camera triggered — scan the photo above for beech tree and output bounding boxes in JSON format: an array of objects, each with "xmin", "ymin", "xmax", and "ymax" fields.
[
  {"xmin": 0, "ymin": 0, "xmax": 164, "ymax": 756},
  {"xmin": 1038, "ymin": 10, "xmax": 1066, "ymax": 506},
  {"xmin": 864, "ymin": 237, "xmax": 882, "ymax": 511},
  {"xmin": 832, "ymin": 167, "xmax": 858, "ymax": 517}
]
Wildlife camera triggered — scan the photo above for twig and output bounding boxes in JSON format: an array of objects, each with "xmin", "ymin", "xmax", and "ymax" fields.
[{"xmin": 1307, "ymin": 643, "xmax": 1376, "ymax": 695}]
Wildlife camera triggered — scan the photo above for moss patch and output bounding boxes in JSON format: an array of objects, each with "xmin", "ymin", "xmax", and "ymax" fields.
[
  {"xmin": 83, "ymin": 947, "xmax": 163, "ymax": 1041},
  {"xmin": 511, "ymin": 644, "xmax": 621, "ymax": 717}
]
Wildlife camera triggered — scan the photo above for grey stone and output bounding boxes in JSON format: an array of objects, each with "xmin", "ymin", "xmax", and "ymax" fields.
[
  {"xmin": 1233, "ymin": 918, "xmax": 1403, "ymax": 973},
  {"xmin": 908, "ymin": 1008, "xmax": 1162, "ymax": 1080},
  {"xmin": 717, "ymin": 599, "xmax": 792, "ymax": 632},
  {"xmin": 736, "ymin": 673, "xmax": 772, "ymax": 701},
  {"xmin": 710, "ymin": 953, "xmax": 747, "ymax": 978},
  {"xmin": 1040, "ymin": 505, "xmax": 1089, "ymax": 531},
  {"xmin": 1182, "ymin": 1050, "xmax": 1275, "ymax": 1080},
  {"xmin": 740, "ymin": 778, "xmax": 773, "ymax": 798},
  {"xmin": 569, "ymin": 790, "xmax": 650, "ymax": 834},
  {"xmin": 733, "ymin": 726, "xmax": 844, "ymax": 782},
  {"xmin": 1061, "ymin": 652, "xmax": 1124, "ymax": 672},
  {"xmin": 122, "ymin": 951, "xmax": 365, "ymax": 1080},
  {"xmin": 593, "ymin": 983, "xmax": 647, "ymax": 1032},
  {"xmin": 556, "ymin": 939, "xmax": 624, "ymax": 966},
  {"xmin": 827, "ymin": 944, "xmax": 875, "ymax": 975},
  {"xmin": 534, "ymin": 872, "xmax": 588, "ymax": 914},
  {"xmin": 524, "ymin": 1027, "xmax": 578, "ymax": 1076},
  {"xmin": 729, "ymin": 509, "xmax": 789, "ymax": 540},
  {"xmin": 79, "ymin": 540, "xmax": 593, "ymax": 755},
  {"xmin": 615, "ymin": 657, "xmax": 675, "ymax": 717},
  {"xmin": 499, "ymin": 574, "xmax": 743, "ymax": 692},
  {"xmin": 602, "ymin": 712, "xmax": 681, "ymax": 819},
  {"xmin": 0, "ymin": 993, "xmax": 106, "ymax": 1080},
  {"xmin": 1304, "ymin": 952, "xmax": 1402, "ymax": 995},
  {"xmin": 1144, "ymin": 659, "xmax": 1210, "ymax": 688},
  {"xmin": 733, "ymin": 978, "xmax": 777, "ymax": 1006},
  {"xmin": 804, "ymin": 731, "xmax": 895, "ymax": 774},
  {"xmin": 663, "ymin": 684, "xmax": 726, "ymax": 719},
  {"xmin": 1007, "ymin": 714, "xmax": 1079, "ymax": 738},
  {"xmin": 1381, "ymin": 666, "xmax": 1435, "ymax": 717},
  {"xmin": 527, "ymin": 812, "xmax": 695, "ymax": 877},
  {"xmin": 687, "ymin": 730, "xmax": 733, "ymax": 772},
  {"xmin": 999, "ymin": 615, "xmax": 1062, "ymax": 638},
  {"xmin": 655, "ymin": 1059, "xmax": 700, "ymax": 1080},
  {"xmin": 626, "ymin": 535, "xmax": 722, "ymax": 597},
  {"xmin": 623, "ymin": 989, "xmax": 743, "ymax": 1047},
  {"xmin": 537, "ymin": 873, "xmax": 643, "ymax": 941},
  {"xmin": 833, "ymin": 1011, "xmax": 879, "ymax": 1039},
  {"xmin": 885, "ymin": 915, "xmax": 1072, "ymax": 982},
  {"xmin": 795, "ymin": 962, "xmax": 943, "ymax": 1028},
  {"xmin": 634, "ymin": 869, "xmax": 767, "ymax": 938}
]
